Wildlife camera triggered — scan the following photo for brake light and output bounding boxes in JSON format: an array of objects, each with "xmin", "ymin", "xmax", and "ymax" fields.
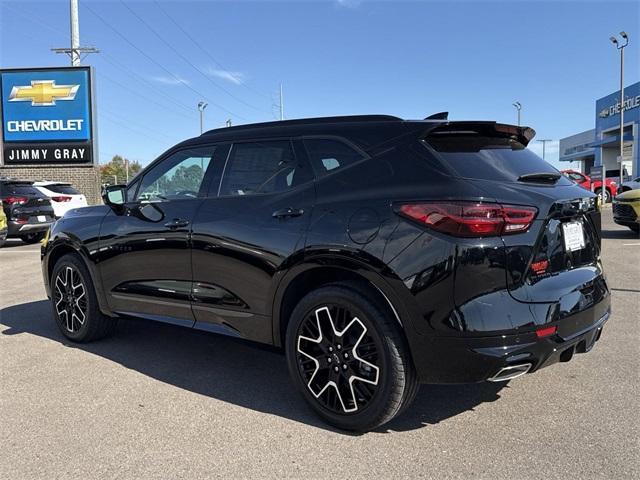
[
  {"xmin": 3, "ymin": 196, "xmax": 28, "ymax": 205},
  {"xmin": 396, "ymin": 202, "xmax": 537, "ymax": 237},
  {"xmin": 536, "ymin": 325, "xmax": 557, "ymax": 338},
  {"xmin": 51, "ymin": 196, "xmax": 72, "ymax": 202}
]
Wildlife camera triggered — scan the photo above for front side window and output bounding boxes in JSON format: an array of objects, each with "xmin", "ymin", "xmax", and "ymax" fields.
[
  {"xmin": 303, "ymin": 138, "xmax": 365, "ymax": 178},
  {"xmin": 219, "ymin": 140, "xmax": 304, "ymax": 196},
  {"xmin": 137, "ymin": 146, "xmax": 215, "ymax": 201}
]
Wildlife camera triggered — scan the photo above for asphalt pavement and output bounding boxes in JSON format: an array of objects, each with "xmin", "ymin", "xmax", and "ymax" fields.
[{"xmin": 0, "ymin": 212, "xmax": 638, "ymax": 479}]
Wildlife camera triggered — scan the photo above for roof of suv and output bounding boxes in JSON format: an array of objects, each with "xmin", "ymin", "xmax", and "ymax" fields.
[
  {"xmin": 202, "ymin": 115, "xmax": 405, "ymax": 136},
  {"xmin": 196, "ymin": 115, "xmax": 535, "ymax": 151}
]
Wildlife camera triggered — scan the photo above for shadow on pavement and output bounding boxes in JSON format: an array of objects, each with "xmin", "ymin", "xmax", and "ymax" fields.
[
  {"xmin": 0, "ymin": 238, "xmax": 40, "ymax": 249},
  {"xmin": 0, "ymin": 300, "xmax": 506, "ymax": 435},
  {"xmin": 601, "ymin": 228, "xmax": 640, "ymax": 239}
]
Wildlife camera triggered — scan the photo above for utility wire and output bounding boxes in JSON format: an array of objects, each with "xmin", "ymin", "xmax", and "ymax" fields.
[
  {"xmin": 152, "ymin": 0, "xmax": 271, "ymax": 100},
  {"xmin": 97, "ymin": 52, "xmax": 195, "ymax": 114},
  {"xmin": 99, "ymin": 111, "xmax": 170, "ymax": 144},
  {"xmin": 118, "ymin": 0, "xmax": 267, "ymax": 114},
  {"xmin": 100, "ymin": 105, "xmax": 177, "ymax": 140},
  {"xmin": 83, "ymin": 1, "xmax": 247, "ymax": 121},
  {"xmin": 96, "ymin": 69, "xmax": 194, "ymax": 121},
  {"xmin": 3, "ymin": 3, "xmax": 197, "ymax": 120}
]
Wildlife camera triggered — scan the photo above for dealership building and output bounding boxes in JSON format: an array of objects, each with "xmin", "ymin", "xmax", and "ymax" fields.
[
  {"xmin": 0, "ymin": 67, "xmax": 101, "ymax": 204},
  {"xmin": 560, "ymin": 81, "xmax": 640, "ymax": 180}
]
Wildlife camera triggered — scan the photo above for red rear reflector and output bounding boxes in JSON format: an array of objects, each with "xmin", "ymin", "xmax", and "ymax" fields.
[
  {"xmin": 530, "ymin": 259, "xmax": 549, "ymax": 275},
  {"xmin": 51, "ymin": 196, "xmax": 72, "ymax": 202},
  {"xmin": 3, "ymin": 196, "xmax": 28, "ymax": 205},
  {"xmin": 396, "ymin": 202, "xmax": 537, "ymax": 237},
  {"xmin": 536, "ymin": 326, "xmax": 557, "ymax": 338}
]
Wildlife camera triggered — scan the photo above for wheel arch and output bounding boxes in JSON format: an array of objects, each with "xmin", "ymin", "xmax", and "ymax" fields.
[
  {"xmin": 272, "ymin": 254, "xmax": 409, "ymax": 348},
  {"xmin": 46, "ymin": 239, "xmax": 112, "ymax": 316}
]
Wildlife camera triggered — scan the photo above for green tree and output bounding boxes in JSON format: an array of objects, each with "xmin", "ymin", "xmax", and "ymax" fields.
[{"xmin": 100, "ymin": 155, "xmax": 143, "ymax": 185}]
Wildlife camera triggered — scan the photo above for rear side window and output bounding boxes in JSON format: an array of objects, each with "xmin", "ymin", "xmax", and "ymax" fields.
[
  {"xmin": 44, "ymin": 184, "xmax": 80, "ymax": 195},
  {"xmin": 303, "ymin": 138, "xmax": 365, "ymax": 178},
  {"xmin": 1, "ymin": 183, "xmax": 42, "ymax": 196},
  {"xmin": 219, "ymin": 140, "xmax": 309, "ymax": 196},
  {"xmin": 424, "ymin": 133, "xmax": 569, "ymax": 184}
]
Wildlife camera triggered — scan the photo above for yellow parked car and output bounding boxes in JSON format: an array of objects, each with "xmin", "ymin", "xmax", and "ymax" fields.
[
  {"xmin": 612, "ymin": 189, "xmax": 640, "ymax": 233},
  {"xmin": 0, "ymin": 200, "xmax": 7, "ymax": 247}
]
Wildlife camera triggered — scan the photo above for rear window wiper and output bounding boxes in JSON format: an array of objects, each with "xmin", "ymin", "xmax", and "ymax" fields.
[{"xmin": 517, "ymin": 172, "xmax": 561, "ymax": 184}]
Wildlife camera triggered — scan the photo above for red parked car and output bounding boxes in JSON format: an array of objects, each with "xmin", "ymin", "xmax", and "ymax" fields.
[{"xmin": 561, "ymin": 169, "xmax": 618, "ymax": 203}]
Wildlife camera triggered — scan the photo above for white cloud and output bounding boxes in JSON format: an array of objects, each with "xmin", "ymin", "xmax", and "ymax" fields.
[
  {"xmin": 207, "ymin": 68, "xmax": 245, "ymax": 85},
  {"xmin": 335, "ymin": 0, "xmax": 363, "ymax": 8},
  {"xmin": 151, "ymin": 76, "xmax": 190, "ymax": 86}
]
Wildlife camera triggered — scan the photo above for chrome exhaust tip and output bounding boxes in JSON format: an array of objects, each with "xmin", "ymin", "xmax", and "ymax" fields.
[{"xmin": 487, "ymin": 363, "xmax": 532, "ymax": 382}]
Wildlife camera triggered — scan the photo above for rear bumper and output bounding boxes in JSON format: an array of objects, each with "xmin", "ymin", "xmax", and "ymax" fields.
[
  {"xmin": 410, "ymin": 296, "xmax": 611, "ymax": 384},
  {"xmin": 7, "ymin": 220, "xmax": 53, "ymax": 236}
]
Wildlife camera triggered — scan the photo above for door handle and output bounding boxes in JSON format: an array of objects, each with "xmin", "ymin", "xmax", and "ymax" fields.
[
  {"xmin": 164, "ymin": 218, "xmax": 190, "ymax": 229},
  {"xmin": 272, "ymin": 207, "xmax": 304, "ymax": 219}
]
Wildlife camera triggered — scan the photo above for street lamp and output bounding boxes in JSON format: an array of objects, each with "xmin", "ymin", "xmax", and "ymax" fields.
[
  {"xmin": 512, "ymin": 101, "xmax": 522, "ymax": 126},
  {"xmin": 197, "ymin": 101, "xmax": 208, "ymax": 134},
  {"xmin": 610, "ymin": 31, "xmax": 629, "ymax": 197},
  {"xmin": 537, "ymin": 139, "xmax": 552, "ymax": 161}
]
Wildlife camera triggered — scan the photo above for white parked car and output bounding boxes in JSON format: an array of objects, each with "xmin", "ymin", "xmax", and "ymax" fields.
[{"xmin": 33, "ymin": 182, "xmax": 88, "ymax": 218}]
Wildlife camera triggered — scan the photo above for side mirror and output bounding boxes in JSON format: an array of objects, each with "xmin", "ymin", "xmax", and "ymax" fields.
[{"xmin": 102, "ymin": 184, "xmax": 127, "ymax": 207}]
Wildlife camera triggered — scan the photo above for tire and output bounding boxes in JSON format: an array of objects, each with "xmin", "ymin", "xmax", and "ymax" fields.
[
  {"xmin": 595, "ymin": 188, "xmax": 611, "ymax": 203},
  {"xmin": 51, "ymin": 253, "xmax": 117, "ymax": 342},
  {"xmin": 20, "ymin": 232, "xmax": 45, "ymax": 244},
  {"xmin": 285, "ymin": 283, "xmax": 418, "ymax": 431}
]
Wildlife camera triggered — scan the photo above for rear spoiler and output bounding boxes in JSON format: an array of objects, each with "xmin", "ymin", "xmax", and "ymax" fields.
[
  {"xmin": 422, "ymin": 121, "xmax": 536, "ymax": 147},
  {"xmin": 366, "ymin": 120, "xmax": 536, "ymax": 156}
]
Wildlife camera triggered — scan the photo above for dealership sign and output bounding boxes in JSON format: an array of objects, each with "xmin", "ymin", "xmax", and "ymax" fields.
[
  {"xmin": 598, "ymin": 94, "xmax": 640, "ymax": 118},
  {"xmin": 0, "ymin": 67, "xmax": 95, "ymax": 165}
]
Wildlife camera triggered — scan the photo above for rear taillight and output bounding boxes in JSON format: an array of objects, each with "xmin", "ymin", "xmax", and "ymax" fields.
[
  {"xmin": 51, "ymin": 196, "xmax": 72, "ymax": 202},
  {"xmin": 3, "ymin": 196, "xmax": 28, "ymax": 205},
  {"xmin": 396, "ymin": 202, "xmax": 537, "ymax": 237}
]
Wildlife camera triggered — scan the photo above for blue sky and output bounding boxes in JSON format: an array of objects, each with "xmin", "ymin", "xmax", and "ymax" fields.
[{"xmin": 1, "ymin": 0, "xmax": 638, "ymax": 167}]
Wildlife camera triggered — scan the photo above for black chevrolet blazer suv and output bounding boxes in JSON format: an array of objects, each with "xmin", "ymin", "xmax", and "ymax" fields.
[{"xmin": 42, "ymin": 114, "xmax": 610, "ymax": 431}]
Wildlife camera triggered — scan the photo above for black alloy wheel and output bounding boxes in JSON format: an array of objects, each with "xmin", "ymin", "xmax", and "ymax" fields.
[
  {"xmin": 286, "ymin": 283, "xmax": 417, "ymax": 431},
  {"xmin": 51, "ymin": 254, "xmax": 117, "ymax": 342},
  {"xmin": 53, "ymin": 264, "xmax": 88, "ymax": 334},
  {"xmin": 296, "ymin": 304, "xmax": 381, "ymax": 414}
]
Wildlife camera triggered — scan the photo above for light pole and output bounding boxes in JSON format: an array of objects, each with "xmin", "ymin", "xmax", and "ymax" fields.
[
  {"xmin": 198, "ymin": 101, "xmax": 208, "ymax": 134},
  {"xmin": 537, "ymin": 139, "xmax": 552, "ymax": 161},
  {"xmin": 610, "ymin": 32, "xmax": 629, "ymax": 193},
  {"xmin": 512, "ymin": 102, "xmax": 522, "ymax": 126}
]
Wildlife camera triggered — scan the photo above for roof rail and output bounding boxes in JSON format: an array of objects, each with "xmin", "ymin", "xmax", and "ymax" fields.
[{"xmin": 202, "ymin": 114, "xmax": 403, "ymax": 136}]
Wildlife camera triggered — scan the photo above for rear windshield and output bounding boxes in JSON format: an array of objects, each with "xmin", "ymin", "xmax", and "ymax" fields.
[
  {"xmin": 1, "ymin": 183, "xmax": 42, "ymax": 196},
  {"xmin": 45, "ymin": 184, "xmax": 80, "ymax": 195},
  {"xmin": 424, "ymin": 134, "xmax": 570, "ymax": 184}
]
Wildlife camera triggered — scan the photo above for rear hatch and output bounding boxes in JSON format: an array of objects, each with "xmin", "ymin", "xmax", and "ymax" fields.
[
  {"xmin": 423, "ymin": 123, "xmax": 606, "ymax": 306},
  {"xmin": 0, "ymin": 181, "xmax": 55, "ymax": 223},
  {"xmin": 38, "ymin": 183, "xmax": 87, "ymax": 212}
]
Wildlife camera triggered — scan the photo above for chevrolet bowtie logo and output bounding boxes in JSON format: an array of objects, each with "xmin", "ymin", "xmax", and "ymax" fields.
[{"xmin": 8, "ymin": 80, "xmax": 80, "ymax": 106}]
